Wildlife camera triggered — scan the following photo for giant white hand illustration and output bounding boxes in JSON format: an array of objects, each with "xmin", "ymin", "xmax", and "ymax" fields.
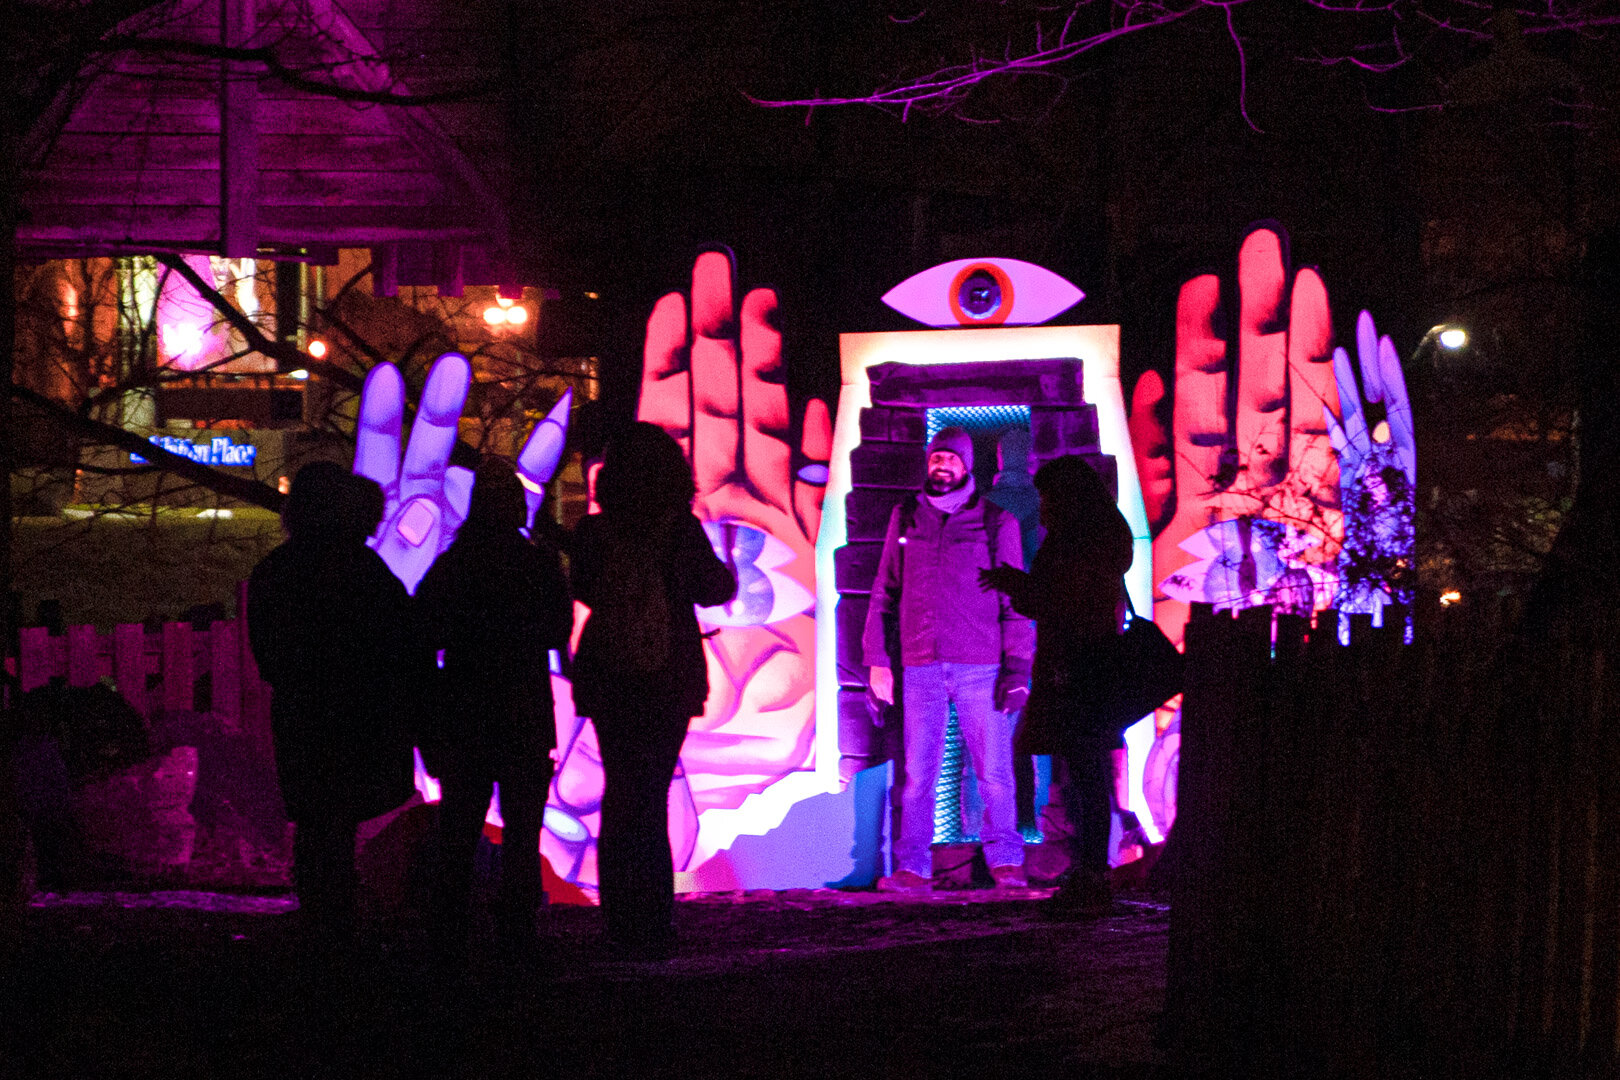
[
  {"xmin": 1326, "ymin": 311, "xmax": 1416, "ymax": 617},
  {"xmin": 353, "ymin": 354, "xmax": 573, "ymax": 591}
]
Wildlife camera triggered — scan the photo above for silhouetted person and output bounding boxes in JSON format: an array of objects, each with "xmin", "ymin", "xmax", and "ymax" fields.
[
  {"xmin": 981, "ymin": 455, "xmax": 1133, "ymax": 914},
  {"xmin": 985, "ymin": 427, "xmax": 1043, "ymax": 841},
  {"xmin": 248, "ymin": 462, "xmax": 419, "ymax": 948},
  {"xmin": 570, "ymin": 423, "xmax": 735, "ymax": 959},
  {"xmin": 416, "ymin": 464, "xmax": 572, "ymax": 960}
]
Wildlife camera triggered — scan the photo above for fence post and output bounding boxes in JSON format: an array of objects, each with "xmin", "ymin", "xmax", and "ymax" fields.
[
  {"xmin": 162, "ymin": 622, "xmax": 194, "ymax": 718},
  {"xmin": 112, "ymin": 624, "xmax": 148, "ymax": 720}
]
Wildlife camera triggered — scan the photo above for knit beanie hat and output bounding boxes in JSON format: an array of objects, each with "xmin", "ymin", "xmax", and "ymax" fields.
[{"xmin": 927, "ymin": 426, "xmax": 974, "ymax": 471}]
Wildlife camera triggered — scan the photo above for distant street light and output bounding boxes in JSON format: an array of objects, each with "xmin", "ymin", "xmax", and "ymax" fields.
[
  {"xmin": 1438, "ymin": 327, "xmax": 1468, "ymax": 349},
  {"xmin": 483, "ymin": 296, "xmax": 529, "ymax": 327}
]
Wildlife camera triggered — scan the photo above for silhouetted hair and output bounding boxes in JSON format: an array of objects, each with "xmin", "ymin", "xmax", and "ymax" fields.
[
  {"xmin": 1034, "ymin": 455, "xmax": 1113, "ymax": 511},
  {"xmin": 462, "ymin": 462, "xmax": 527, "ymax": 535},
  {"xmin": 594, "ymin": 422, "xmax": 695, "ymax": 519},
  {"xmin": 283, "ymin": 462, "xmax": 384, "ymax": 545}
]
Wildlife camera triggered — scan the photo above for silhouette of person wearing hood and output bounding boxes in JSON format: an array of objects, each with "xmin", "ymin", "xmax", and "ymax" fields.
[
  {"xmin": 248, "ymin": 462, "xmax": 420, "ymax": 947},
  {"xmin": 416, "ymin": 463, "xmax": 572, "ymax": 957}
]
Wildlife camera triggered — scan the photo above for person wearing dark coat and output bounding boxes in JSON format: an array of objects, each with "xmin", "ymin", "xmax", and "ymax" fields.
[
  {"xmin": 247, "ymin": 462, "xmax": 420, "ymax": 945},
  {"xmin": 416, "ymin": 464, "xmax": 573, "ymax": 956},
  {"xmin": 980, "ymin": 454, "xmax": 1134, "ymax": 914},
  {"xmin": 569, "ymin": 422, "xmax": 736, "ymax": 959}
]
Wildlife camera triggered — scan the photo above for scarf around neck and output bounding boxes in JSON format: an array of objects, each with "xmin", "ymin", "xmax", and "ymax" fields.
[{"xmin": 925, "ymin": 475, "xmax": 976, "ymax": 515}]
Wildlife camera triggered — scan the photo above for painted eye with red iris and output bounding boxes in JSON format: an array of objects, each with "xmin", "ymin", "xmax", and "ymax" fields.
[{"xmin": 542, "ymin": 249, "xmax": 831, "ymax": 886}]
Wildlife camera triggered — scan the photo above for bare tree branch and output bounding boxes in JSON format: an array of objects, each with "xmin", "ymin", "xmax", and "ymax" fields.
[
  {"xmin": 152, "ymin": 255, "xmax": 365, "ymax": 394},
  {"xmin": 99, "ymin": 34, "xmax": 504, "ymax": 106},
  {"xmin": 11, "ymin": 382, "xmax": 285, "ymax": 511}
]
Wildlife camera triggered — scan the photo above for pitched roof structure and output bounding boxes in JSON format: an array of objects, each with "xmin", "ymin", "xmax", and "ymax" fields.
[{"xmin": 19, "ymin": 0, "xmax": 523, "ymax": 296}]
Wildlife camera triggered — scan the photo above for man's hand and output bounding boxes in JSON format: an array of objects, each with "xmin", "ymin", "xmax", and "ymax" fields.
[{"xmin": 869, "ymin": 665, "xmax": 894, "ymax": 705}]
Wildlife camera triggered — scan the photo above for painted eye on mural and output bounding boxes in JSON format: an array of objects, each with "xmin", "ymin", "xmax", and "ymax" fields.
[
  {"xmin": 697, "ymin": 521, "xmax": 815, "ymax": 628},
  {"xmin": 881, "ymin": 257, "xmax": 1085, "ymax": 328}
]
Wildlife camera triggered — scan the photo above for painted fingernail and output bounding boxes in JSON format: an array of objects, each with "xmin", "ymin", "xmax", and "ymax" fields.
[
  {"xmin": 796, "ymin": 463, "xmax": 829, "ymax": 486},
  {"xmin": 396, "ymin": 497, "xmax": 437, "ymax": 547}
]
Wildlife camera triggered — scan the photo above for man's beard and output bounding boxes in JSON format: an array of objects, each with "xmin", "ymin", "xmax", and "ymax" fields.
[{"xmin": 924, "ymin": 470, "xmax": 970, "ymax": 495}]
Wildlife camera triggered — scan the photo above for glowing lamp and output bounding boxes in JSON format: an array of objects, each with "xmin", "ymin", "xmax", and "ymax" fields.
[
  {"xmin": 484, "ymin": 297, "xmax": 528, "ymax": 327},
  {"xmin": 162, "ymin": 321, "xmax": 206, "ymax": 361},
  {"xmin": 1440, "ymin": 590, "xmax": 1461, "ymax": 606},
  {"xmin": 288, "ymin": 368, "xmax": 310, "ymax": 381},
  {"xmin": 1438, "ymin": 327, "xmax": 1467, "ymax": 350},
  {"xmin": 307, "ymin": 339, "xmax": 328, "ymax": 359}
]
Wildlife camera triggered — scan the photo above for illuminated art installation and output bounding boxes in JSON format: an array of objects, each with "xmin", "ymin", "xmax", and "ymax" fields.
[
  {"xmin": 543, "ymin": 251, "xmax": 835, "ymax": 892},
  {"xmin": 1127, "ymin": 225, "xmax": 1416, "ymax": 836},
  {"xmin": 826, "ymin": 284, "xmax": 1157, "ymax": 850},
  {"xmin": 1134, "ymin": 226, "xmax": 1416, "ymax": 639},
  {"xmin": 352, "ymin": 230, "xmax": 1414, "ymax": 890},
  {"xmin": 883, "ymin": 258, "xmax": 1084, "ymax": 328},
  {"xmin": 357, "ymin": 250, "xmax": 835, "ymax": 895}
]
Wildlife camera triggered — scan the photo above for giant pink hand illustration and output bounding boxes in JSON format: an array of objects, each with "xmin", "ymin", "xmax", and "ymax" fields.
[
  {"xmin": 641, "ymin": 249, "xmax": 832, "ymax": 863},
  {"xmin": 545, "ymin": 250, "xmax": 833, "ymax": 883},
  {"xmin": 1133, "ymin": 226, "xmax": 1341, "ymax": 645}
]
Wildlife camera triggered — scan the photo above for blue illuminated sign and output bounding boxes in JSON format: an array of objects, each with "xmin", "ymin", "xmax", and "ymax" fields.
[{"xmin": 130, "ymin": 435, "xmax": 258, "ymax": 467}]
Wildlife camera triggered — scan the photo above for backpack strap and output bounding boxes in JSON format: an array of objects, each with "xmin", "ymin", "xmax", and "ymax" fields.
[
  {"xmin": 898, "ymin": 491, "xmax": 920, "ymax": 540},
  {"xmin": 964, "ymin": 490, "xmax": 1003, "ymax": 568}
]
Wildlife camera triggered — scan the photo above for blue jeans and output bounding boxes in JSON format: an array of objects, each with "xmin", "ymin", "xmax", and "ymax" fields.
[{"xmin": 897, "ymin": 662, "xmax": 1022, "ymax": 876}]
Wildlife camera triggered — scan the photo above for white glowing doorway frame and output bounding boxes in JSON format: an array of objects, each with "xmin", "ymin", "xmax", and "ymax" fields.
[{"xmin": 818, "ymin": 326, "xmax": 1160, "ymax": 839}]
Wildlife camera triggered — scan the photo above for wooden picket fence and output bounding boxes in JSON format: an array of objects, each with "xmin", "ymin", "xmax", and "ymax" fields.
[
  {"xmin": 1165, "ymin": 597, "xmax": 1620, "ymax": 1078},
  {"xmin": 10, "ymin": 581, "xmax": 287, "ymax": 886},
  {"xmin": 15, "ymin": 581, "xmax": 272, "ymax": 747}
]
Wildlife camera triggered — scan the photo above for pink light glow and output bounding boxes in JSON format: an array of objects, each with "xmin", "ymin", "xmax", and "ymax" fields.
[{"xmin": 155, "ymin": 254, "xmax": 229, "ymax": 371}]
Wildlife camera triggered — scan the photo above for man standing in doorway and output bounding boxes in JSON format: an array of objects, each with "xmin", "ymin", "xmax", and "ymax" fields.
[{"xmin": 863, "ymin": 426, "xmax": 1034, "ymax": 891}]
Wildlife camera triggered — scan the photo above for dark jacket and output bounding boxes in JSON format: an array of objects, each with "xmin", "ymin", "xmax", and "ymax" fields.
[
  {"xmin": 247, "ymin": 538, "xmax": 420, "ymax": 823},
  {"xmin": 415, "ymin": 525, "xmax": 572, "ymax": 779},
  {"xmin": 570, "ymin": 511, "xmax": 737, "ymax": 721},
  {"xmin": 862, "ymin": 493, "xmax": 1034, "ymax": 680},
  {"xmin": 1008, "ymin": 499, "xmax": 1134, "ymax": 736}
]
